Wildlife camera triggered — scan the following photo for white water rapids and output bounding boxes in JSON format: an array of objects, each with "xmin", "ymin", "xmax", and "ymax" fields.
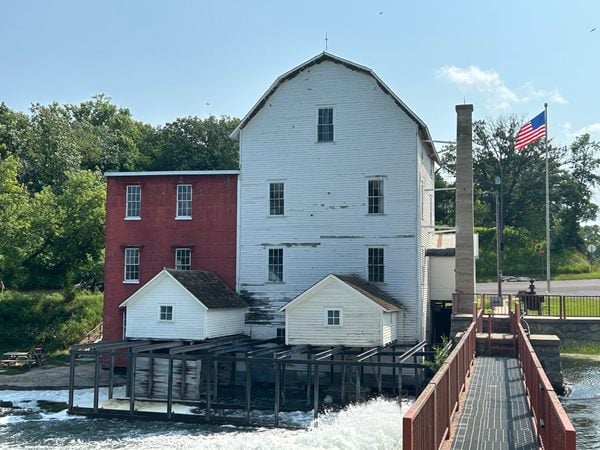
[{"xmin": 0, "ymin": 389, "xmax": 412, "ymax": 449}]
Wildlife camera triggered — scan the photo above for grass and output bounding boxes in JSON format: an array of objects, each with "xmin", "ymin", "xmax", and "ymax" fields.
[
  {"xmin": 561, "ymin": 342, "xmax": 600, "ymax": 355},
  {"xmin": 553, "ymin": 272, "xmax": 600, "ymax": 280}
]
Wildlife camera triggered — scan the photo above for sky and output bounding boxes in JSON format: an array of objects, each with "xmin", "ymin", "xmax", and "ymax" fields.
[{"xmin": 1, "ymin": 2, "xmax": 599, "ymax": 167}]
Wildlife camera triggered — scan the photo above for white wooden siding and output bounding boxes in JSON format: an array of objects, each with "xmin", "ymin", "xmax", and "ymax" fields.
[
  {"xmin": 238, "ymin": 60, "xmax": 435, "ymax": 344},
  {"xmin": 124, "ymin": 275, "xmax": 206, "ymax": 340},
  {"xmin": 205, "ymin": 309, "xmax": 246, "ymax": 338},
  {"xmin": 284, "ymin": 279, "xmax": 390, "ymax": 347}
]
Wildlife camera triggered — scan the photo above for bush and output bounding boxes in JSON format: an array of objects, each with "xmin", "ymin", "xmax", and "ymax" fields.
[{"xmin": 0, "ymin": 290, "xmax": 102, "ymax": 353}]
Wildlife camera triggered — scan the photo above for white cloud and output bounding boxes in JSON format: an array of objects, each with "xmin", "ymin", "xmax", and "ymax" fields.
[
  {"xmin": 436, "ymin": 65, "xmax": 567, "ymax": 111},
  {"xmin": 578, "ymin": 123, "xmax": 600, "ymax": 137}
]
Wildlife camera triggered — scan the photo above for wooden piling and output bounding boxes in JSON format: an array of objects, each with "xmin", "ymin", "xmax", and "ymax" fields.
[
  {"xmin": 68, "ymin": 349, "xmax": 76, "ymax": 413},
  {"xmin": 93, "ymin": 352, "xmax": 100, "ymax": 412},
  {"xmin": 245, "ymin": 359, "xmax": 252, "ymax": 422},
  {"xmin": 129, "ymin": 354, "xmax": 136, "ymax": 414},
  {"xmin": 108, "ymin": 354, "xmax": 114, "ymax": 400},
  {"xmin": 313, "ymin": 362, "xmax": 319, "ymax": 420},
  {"xmin": 274, "ymin": 363, "xmax": 281, "ymax": 427},
  {"xmin": 166, "ymin": 356, "xmax": 174, "ymax": 419}
]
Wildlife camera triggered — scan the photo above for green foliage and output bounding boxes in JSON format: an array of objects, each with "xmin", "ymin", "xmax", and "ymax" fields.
[
  {"xmin": 561, "ymin": 342, "xmax": 600, "ymax": 355},
  {"xmin": 0, "ymin": 290, "xmax": 103, "ymax": 353},
  {"xmin": 425, "ymin": 336, "xmax": 451, "ymax": 373},
  {"xmin": 150, "ymin": 115, "xmax": 240, "ymax": 170}
]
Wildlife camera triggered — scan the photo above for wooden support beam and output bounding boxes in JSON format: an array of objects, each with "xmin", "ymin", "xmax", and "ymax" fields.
[
  {"xmin": 166, "ymin": 356, "xmax": 174, "ymax": 419},
  {"xmin": 355, "ymin": 366, "xmax": 361, "ymax": 402},
  {"xmin": 306, "ymin": 354, "xmax": 312, "ymax": 406},
  {"xmin": 313, "ymin": 362, "xmax": 319, "ymax": 420},
  {"xmin": 129, "ymin": 355, "xmax": 136, "ymax": 414},
  {"xmin": 68, "ymin": 349, "xmax": 76, "ymax": 413},
  {"xmin": 93, "ymin": 352, "xmax": 100, "ymax": 413},
  {"xmin": 245, "ymin": 359, "xmax": 251, "ymax": 422},
  {"xmin": 206, "ymin": 357, "xmax": 212, "ymax": 422},
  {"xmin": 181, "ymin": 358, "xmax": 186, "ymax": 399},
  {"xmin": 213, "ymin": 360, "xmax": 218, "ymax": 401},
  {"xmin": 341, "ymin": 364, "xmax": 346, "ymax": 404},
  {"xmin": 148, "ymin": 353, "xmax": 154, "ymax": 397},
  {"xmin": 108, "ymin": 354, "xmax": 114, "ymax": 400},
  {"xmin": 274, "ymin": 363, "xmax": 280, "ymax": 427}
]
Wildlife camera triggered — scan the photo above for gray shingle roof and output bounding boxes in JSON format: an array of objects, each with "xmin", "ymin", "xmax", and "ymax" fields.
[
  {"xmin": 334, "ymin": 274, "xmax": 404, "ymax": 311},
  {"xmin": 166, "ymin": 269, "xmax": 248, "ymax": 309}
]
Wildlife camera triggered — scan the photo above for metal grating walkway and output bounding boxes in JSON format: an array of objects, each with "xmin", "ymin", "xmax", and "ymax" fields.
[{"xmin": 451, "ymin": 356, "xmax": 538, "ymax": 450}]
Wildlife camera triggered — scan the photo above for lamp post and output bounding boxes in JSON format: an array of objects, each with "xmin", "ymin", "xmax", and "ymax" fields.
[{"xmin": 495, "ymin": 176, "xmax": 503, "ymax": 298}]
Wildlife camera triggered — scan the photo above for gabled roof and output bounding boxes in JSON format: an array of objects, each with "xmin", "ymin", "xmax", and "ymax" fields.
[
  {"xmin": 120, "ymin": 269, "xmax": 248, "ymax": 310},
  {"xmin": 280, "ymin": 273, "xmax": 404, "ymax": 312},
  {"xmin": 230, "ymin": 52, "xmax": 439, "ymax": 163}
]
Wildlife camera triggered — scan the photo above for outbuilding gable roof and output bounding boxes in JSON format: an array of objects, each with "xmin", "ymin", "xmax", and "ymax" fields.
[
  {"xmin": 230, "ymin": 52, "xmax": 439, "ymax": 163},
  {"xmin": 166, "ymin": 269, "xmax": 248, "ymax": 309},
  {"xmin": 280, "ymin": 273, "xmax": 404, "ymax": 312},
  {"xmin": 120, "ymin": 269, "xmax": 247, "ymax": 310},
  {"xmin": 334, "ymin": 274, "xmax": 404, "ymax": 311}
]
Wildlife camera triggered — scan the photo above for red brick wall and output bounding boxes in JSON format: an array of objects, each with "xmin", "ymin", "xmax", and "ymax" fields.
[{"xmin": 102, "ymin": 174, "xmax": 237, "ymax": 342}]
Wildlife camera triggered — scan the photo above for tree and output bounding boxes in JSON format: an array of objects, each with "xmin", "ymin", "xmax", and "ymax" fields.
[
  {"xmin": 20, "ymin": 170, "xmax": 106, "ymax": 288},
  {"xmin": 150, "ymin": 116, "xmax": 240, "ymax": 170},
  {"xmin": 0, "ymin": 155, "xmax": 31, "ymax": 287},
  {"xmin": 553, "ymin": 134, "xmax": 600, "ymax": 250}
]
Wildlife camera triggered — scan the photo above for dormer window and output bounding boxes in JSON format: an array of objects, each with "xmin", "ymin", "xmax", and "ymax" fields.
[{"xmin": 317, "ymin": 107, "xmax": 334, "ymax": 142}]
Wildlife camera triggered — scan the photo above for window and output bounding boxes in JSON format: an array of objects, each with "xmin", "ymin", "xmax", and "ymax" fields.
[
  {"xmin": 176, "ymin": 184, "xmax": 192, "ymax": 218},
  {"xmin": 175, "ymin": 248, "xmax": 191, "ymax": 270},
  {"xmin": 325, "ymin": 309, "xmax": 342, "ymax": 326},
  {"xmin": 368, "ymin": 247, "xmax": 384, "ymax": 283},
  {"xmin": 159, "ymin": 305, "xmax": 173, "ymax": 321},
  {"xmin": 268, "ymin": 248, "xmax": 283, "ymax": 282},
  {"xmin": 368, "ymin": 178, "xmax": 384, "ymax": 214},
  {"xmin": 126, "ymin": 185, "xmax": 141, "ymax": 218},
  {"xmin": 317, "ymin": 107, "xmax": 334, "ymax": 142},
  {"xmin": 124, "ymin": 248, "xmax": 140, "ymax": 282},
  {"xmin": 269, "ymin": 182, "xmax": 285, "ymax": 216}
]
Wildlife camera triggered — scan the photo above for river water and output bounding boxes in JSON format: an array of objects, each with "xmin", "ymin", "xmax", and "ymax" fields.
[
  {"xmin": 560, "ymin": 356, "xmax": 600, "ymax": 449},
  {"xmin": 0, "ymin": 389, "xmax": 411, "ymax": 449},
  {"xmin": 1, "ymin": 357, "xmax": 597, "ymax": 449}
]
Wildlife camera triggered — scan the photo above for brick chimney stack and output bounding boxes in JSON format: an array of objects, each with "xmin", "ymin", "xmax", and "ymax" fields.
[{"xmin": 455, "ymin": 104, "xmax": 475, "ymax": 310}]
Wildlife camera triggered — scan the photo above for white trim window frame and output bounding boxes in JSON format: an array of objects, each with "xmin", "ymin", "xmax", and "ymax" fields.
[
  {"xmin": 125, "ymin": 185, "xmax": 141, "ymax": 220},
  {"xmin": 176, "ymin": 184, "xmax": 192, "ymax": 219},
  {"xmin": 268, "ymin": 181, "xmax": 285, "ymax": 216},
  {"xmin": 316, "ymin": 106, "xmax": 334, "ymax": 143},
  {"xmin": 267, "ymin": 247, "xmax": 284, "ymax": 283},
  {"xmin": 324, "ymin": 308, "xmax": 343, "ymax": 327},
  {"xmin": 367, "ymin": 246, "xmax": 385, "ymax": 283},
  {"xmin": 124, "ymin": 247, "xmax": 140, "ymax": 283},
  {"xmin": 159, "ymin": 304, "xmax": 174, "ymax": 322},
  {"xmin": 367, "ymin": 177, "xmax": 385, "ymax": 215},
  {"xmin": 175, "ymin": 248, "xmax": 191, "ymax": 270}
]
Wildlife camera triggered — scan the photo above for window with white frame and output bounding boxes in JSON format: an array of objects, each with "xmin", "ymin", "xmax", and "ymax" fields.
[
  {"xmin": 175, "ymin": 248, "xmax": 191, "ymax": 270},
  {"xmin": 317, "ymin": 107, "xmax": 334, "ymax": 142},
  {"xmin": 269, "ymin": 182, "xmax": 285, "ymax": 216},
  {"xmin": 368, "ymin": 178, "xmax": 384, "ymax": 214},
  {"xmin": 126, "ymin": 185, "xmax": 141, "ymax": 218},
  {"xmin": 159, "ymin": 305, "xmax": 173, "ymax": 321},
  {"xmin": 176, "ymin": 184, "xmax": 192, "ymax": 218},
  {"xmin": 124, "ymin": 248, "xmax": 140, "ymax": 282},
  {"xmin": 268, "ymin": 248, "xmax": 283, "ymax": 282},
  {"xmin": 325, "ymin": 308, "xmax": 342, "ymax": 326},
  {"xmin": 368, "ymin": 247, "xmax": 384, "ymax": 283}
]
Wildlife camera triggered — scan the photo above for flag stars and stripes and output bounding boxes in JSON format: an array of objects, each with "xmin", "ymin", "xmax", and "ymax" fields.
[{"xmin": 515, "ymin": 111, "xmax": 546, "ymax": 150}]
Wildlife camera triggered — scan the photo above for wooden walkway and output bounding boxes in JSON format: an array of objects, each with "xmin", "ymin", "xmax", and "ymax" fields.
[{"xmin": 450, "ymin": 356, "xmax": 538, "ymax": 450}]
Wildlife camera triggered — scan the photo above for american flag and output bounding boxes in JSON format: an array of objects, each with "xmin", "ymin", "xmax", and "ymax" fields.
[{"xmin": 515, "ymin": 111, "xmax": 546, "ymax": 150}]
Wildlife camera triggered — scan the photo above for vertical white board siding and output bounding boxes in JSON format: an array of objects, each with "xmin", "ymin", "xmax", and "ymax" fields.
[
  {"xmin": 416, "ymin": 137, "xmax": 436, "ymax": 341},
  {"xmin": 205, "ymin": 309, "xmax": 246, "ymax": 338},
  {"xmin": 124, "ymin": 276, "xmax": 206, "ymax": 340},
  {"xmin": 239, "ymin": 60, "xmax": 429, "ymax": 343},
  {"xmin": 285, "ymin": 280, "xmax": 386, "ymax": 347}
]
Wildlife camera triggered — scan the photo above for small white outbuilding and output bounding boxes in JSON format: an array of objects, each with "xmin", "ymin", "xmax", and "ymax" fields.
[
  {"xmin": 280, "ymin": 274, "xmax": 404, "ymax": 347},
  {"xmin": 120, "ymin": 269, "xmax": 247, "ymax": 341}
]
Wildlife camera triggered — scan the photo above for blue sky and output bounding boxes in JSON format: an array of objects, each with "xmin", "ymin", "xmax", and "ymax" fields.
[{"xmin": 1, "ymin": 0, "xmax": 599, "ymax": 147}]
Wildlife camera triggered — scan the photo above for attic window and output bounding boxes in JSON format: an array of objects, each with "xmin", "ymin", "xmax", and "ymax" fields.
[
  {"xmin": 325, "ymin": 308, "xmax": 342, "ymax": 327},
  {"xmin": 317, "ymin": 107, "xmax": 334, "ymax": 142},
  {"xmin": 160, "ymin": 305, "xmax": 173, "ymax": 321}
]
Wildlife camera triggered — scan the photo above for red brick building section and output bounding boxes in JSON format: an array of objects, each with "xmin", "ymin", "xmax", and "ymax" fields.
[{"xmin": 103, "ymin": 171, "xmax": 239, "ymax": 342}]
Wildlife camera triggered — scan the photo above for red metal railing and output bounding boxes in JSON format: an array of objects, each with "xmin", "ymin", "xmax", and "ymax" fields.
[
  {"xmin": 402, "ymin": 316, "xmax": 478, "ymax": 450},
  {"xmin": 514, "ymin": 310, "xmax": 576, "ymax": 449}
]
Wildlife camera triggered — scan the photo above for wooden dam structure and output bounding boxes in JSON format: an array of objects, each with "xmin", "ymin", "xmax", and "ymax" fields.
[{"xmin": 68, "ymin": 335, "xmax": 432, "ymax": 426}]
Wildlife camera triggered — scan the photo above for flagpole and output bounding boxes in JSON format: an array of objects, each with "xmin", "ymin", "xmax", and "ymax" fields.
[{"xmin": 545, "ymin": 103, "xmax": 551, "ymax": 293}]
